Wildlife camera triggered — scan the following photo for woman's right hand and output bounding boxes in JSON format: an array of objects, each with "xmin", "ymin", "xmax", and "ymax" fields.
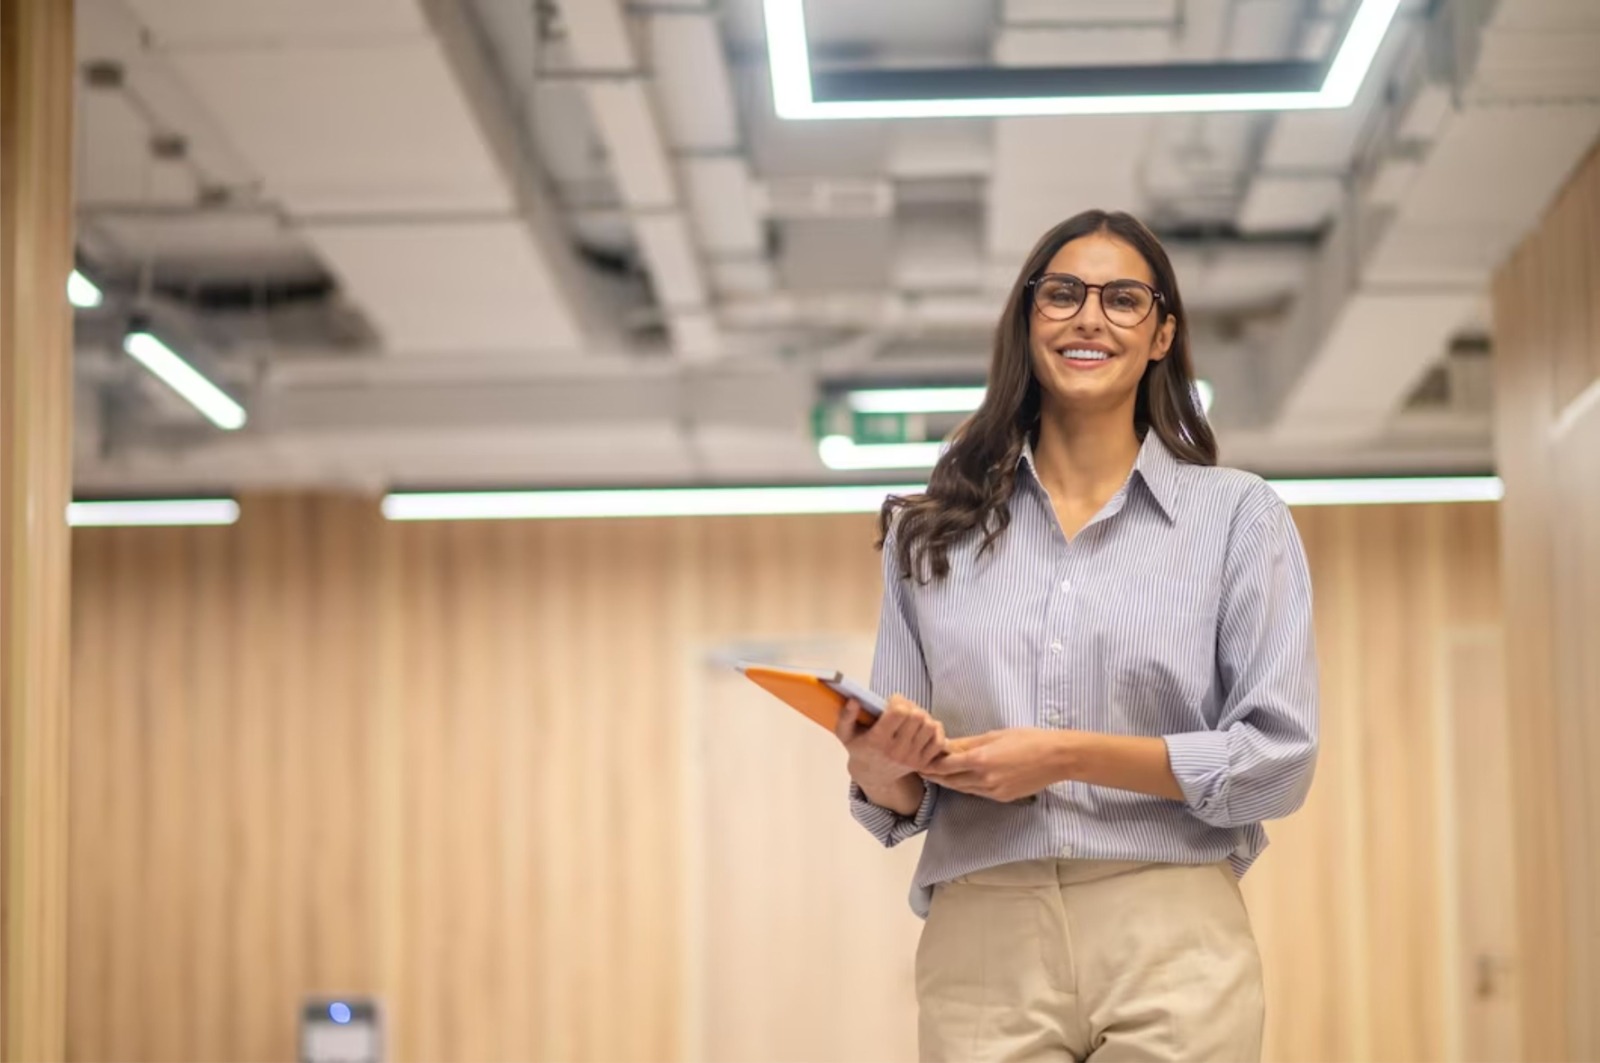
[{"xmin": 833, "ymin": 694, "xmax": 947, "ymax": 789}]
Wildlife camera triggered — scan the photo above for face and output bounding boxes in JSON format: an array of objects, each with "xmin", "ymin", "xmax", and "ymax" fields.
[{"xmin": 1027, "ymin": 231, "xmax": 1176, "ymax": 416}]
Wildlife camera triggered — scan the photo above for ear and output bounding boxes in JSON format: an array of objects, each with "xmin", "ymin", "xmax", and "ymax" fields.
[{"xmin": 1150, "ymin": 313, "xmax": 1176, "ymax": 362}]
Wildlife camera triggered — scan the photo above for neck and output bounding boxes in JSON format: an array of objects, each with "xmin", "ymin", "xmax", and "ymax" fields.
[{"xmin": 1032, "ymin": 401, "xmax": 1142, "ymax": 505}]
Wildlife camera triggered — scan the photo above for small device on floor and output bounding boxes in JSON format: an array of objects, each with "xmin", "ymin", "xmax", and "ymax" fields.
[{"xmin": 301, "ymin": 998, "xmax": 381, "ymax": 1063}]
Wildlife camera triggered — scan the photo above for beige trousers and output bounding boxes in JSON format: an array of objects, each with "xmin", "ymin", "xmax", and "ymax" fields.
[{"xmin": 915, "ymin": 859, "xmax": 1264, "ymax": 1063}]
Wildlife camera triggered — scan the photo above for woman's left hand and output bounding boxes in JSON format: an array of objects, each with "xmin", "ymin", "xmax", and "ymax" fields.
[{"xmin": 921, "ymin": 729, "xmax": 1071, "ymax": 803}]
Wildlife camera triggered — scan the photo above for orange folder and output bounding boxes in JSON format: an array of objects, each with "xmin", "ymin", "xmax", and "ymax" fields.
[{"xmin": 734, "ymin": 662, "xmax": 886, "ymax": 732}]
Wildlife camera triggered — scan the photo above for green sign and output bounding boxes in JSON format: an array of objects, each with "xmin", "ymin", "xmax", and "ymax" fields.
[{"xmin": 853, "ymin": 411, "xmax": 909, "ymax": 444}]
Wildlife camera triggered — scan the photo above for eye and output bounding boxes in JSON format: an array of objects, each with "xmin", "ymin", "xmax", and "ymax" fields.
[
  {"xmin": 1039, "ymin": 279, "xmax": 1082, "ymax": 305},
  {"xmin": 1106, "ymin": 287, "xmax": 1143, "ymax": 311}
]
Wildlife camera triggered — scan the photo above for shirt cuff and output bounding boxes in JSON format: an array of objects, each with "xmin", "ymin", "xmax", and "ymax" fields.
[
  {"xmin": 1163, "ymin": 730, "xmax": 1231, "ymax": 819},
  {"xmin": 849, "ymin": 778, "xmax": 938, "ymax": 847}
]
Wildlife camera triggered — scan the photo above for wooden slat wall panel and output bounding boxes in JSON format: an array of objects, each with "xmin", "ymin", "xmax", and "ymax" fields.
[
  {"xmin": 1550, "ymin": 411, "xmax": 1600, "ymax": 1054},
  {"xmin": 1549, "ymin": 162, "xmax": 1595, "ymax": 411},
  {"xmin": 1492, "ymin": 138, "xmax": 1600, "ymax": 1063},
  {"xmin": 0, "ymin": 0, "xmax": 76, "ymax": 1058},
  {"xmin": 67, "ymin": 496, "xmax": 1503, "ymax": 1063},
  {"xmin": 1244, "ymin": 504, "xmax": 1503, "ymax": 1063}
]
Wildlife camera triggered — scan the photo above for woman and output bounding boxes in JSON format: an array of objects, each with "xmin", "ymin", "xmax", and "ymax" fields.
[{"xmin": 834, "ymin": 209, "xmax": 1318, "ymax": 1063}]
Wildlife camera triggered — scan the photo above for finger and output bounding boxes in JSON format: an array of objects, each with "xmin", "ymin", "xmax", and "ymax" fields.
[
  {"xmin": 929, "ymin": 751, "xmax": 975, "ymax": 774},
  {"xmin": 912, "ymin": 726, "xmax": 945, "ymax": 769},
  {"xmin": 871, "ymin": 701, "xmax": 912, "ymax": 745},
  {"xmin": 888, "ymin": 721, "xmax": 925, "ymax": 765},
  {"xmin": 833, "ymin": 699, "xmax": 860, "ymax": 744},
  {"xmin": 925, "ymin": 770, "xmax": 980, "ymax": 793}
]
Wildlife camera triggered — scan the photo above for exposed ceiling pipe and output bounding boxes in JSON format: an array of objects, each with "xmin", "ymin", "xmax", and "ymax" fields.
[
  {"xmin": 1266, "ymin": 0, "xmax": 1600, "ymax": 443},
  {"xmin": 117, "ymin": 0, "xmax": 594, "ymax": 358},
  {"xmin": 552, "ymin": 0, "xmax": 725, "ymax": 361}
]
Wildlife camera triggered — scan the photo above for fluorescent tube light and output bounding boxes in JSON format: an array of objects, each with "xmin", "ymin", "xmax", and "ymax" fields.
[
  {"xmin": 818, "ymin": 435, "xmax": 946, "ymax": 470},
  {"xmin": 381, "ymin": 484, "xmax": 926, "ymax": 521},
  {"xmin": 765, "ymin": 0, "xmax": 1401, "ymax": 119},
  {"xmin": 68, "ymin": 499, "xmax": 241, "ymax": 527},
  {"xmin": 844, "ymin": 382, "xmax": 1212, "ymax": 416},
  {"xmin": 68, "ymin": 270, "xmax": 103, "ymax": 308},
  {"xmin": 846, "ymin": 387, "xmax": 987, "ymax": 414},
  {"xmin": 122, "ymin": 331, "xmax": 248, "ymax": 431},
  {"xmin": 1270, "ymin": 477, "xmax": 1503, "ymax": 507},
  {"xmin": 381, "ymin": 475, "xmax": 1504, "ymax": 522},
  {"xmin": 1319, "ymin": 0, "xmax": 1405, "ymax": 106}
]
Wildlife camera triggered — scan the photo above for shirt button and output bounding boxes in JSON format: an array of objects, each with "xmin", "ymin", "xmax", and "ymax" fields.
[
  {"xmin": 1058, "ymin": 844, "xmax": 1075, "ymax": 858},
  {"xmin": 1061, "ymin": 578, "xmax": 1072, "ymax": 593},
  {"xmin": 1049, "ymin": 640, "xmax": 1063, "ymax": 653}
]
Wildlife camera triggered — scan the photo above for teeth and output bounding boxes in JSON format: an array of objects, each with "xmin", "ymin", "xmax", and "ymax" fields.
[{"xmin": 1060, "ymin": 348, "xmax": 1110, "ymax": 360}]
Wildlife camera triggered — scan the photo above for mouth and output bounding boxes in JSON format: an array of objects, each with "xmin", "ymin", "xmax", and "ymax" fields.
[{"xmin": 1055, "ymin": 345, "xmax": 1115, "ymax": 367}]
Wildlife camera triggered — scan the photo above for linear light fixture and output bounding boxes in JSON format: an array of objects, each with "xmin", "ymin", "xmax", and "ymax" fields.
[
  {"xmin": 68, "ymin": 270, "xmax": 103, "ymax": 309},
  {"xmin": 382, "ymin": 475, "xmax": 1503, "ymax": 522},
  {"xmin": 845, "ymin": 381, "xmax": 1215, "ymax": 416},
  {"xmin": 818, "ymin": 435, "xmax": 945, "ymax": 470},
  {"xmin": 381, "ymin": 484, "xmax": 927, "ymax": 521},
  {"xmin": 846, "ymin": 387, "xmax": 988, "ymax": 414},
  {"xmin": 764, "ymin": 0, "xmax": 1402, "ymax": 119},
  {"xmin": 1270, "ymin": 477, "xmax": 1503, "ymax": 507},
  {"xmin": 123, "ymin": 331, "xmax": 248, "ymax": 431},
  {"xmin": 67, "ymin": 499, "xmax": 241, "ymax": 527}
]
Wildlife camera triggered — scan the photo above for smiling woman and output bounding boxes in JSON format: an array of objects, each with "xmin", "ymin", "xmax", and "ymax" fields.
[
  {"xmin": 831, "ymin": 209, "xmax": 1319, "ymax": 1063},
  {"xmin": 885, "ymin": 209, "xmax": 1216, "ymax": 581}
]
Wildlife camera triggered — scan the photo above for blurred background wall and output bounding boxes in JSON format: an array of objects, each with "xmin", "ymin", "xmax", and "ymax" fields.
[
  {"xmin": 0, "ymin": 0, "xmax": 1593, "ymax": 1060},
  {"xmin": 68, "ymin": 500, "xmax": 1506, "ymax": 1063},
  {"xmin": 1492, "ymin": 140, "xmax": 1600, "ymax": 1062}
]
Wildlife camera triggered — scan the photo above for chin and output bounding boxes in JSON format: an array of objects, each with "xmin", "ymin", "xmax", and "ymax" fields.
[{"xmin": 1042, "ymin": 376, "xmax": 1138, "ymax": 413}]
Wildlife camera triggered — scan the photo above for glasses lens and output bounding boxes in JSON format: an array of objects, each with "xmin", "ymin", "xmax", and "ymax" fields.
[
  {"xmin": 1102, "ymin": 282, "xmax": 1153, "ymax": 326},
  {"xmin": 1035, "ymin": 276, "xmax": 1085, "ymax": 319}
]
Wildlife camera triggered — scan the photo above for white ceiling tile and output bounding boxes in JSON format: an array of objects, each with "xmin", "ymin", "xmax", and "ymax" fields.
[
  {"xmin": 93, "ymin": 212, "xmax": 321, "ymax": 280},
  {"xmin": 994, "ymin": 26, "xmax": 1173, "ymax": 65},
  {"xmin": 1238, "ymin": 175, "xmax": 1344, "ymax": 232},
  {"xmin": 649, "ymin": 14, "xmax": 739, "ymax": 151},
  {"xmin": 986, "ymin": 117, "xmax": 1152, "ymax": 257},
  {"xmin": 124, "ymin": 0, "xmax": 429, "ymax": 47},
  {"xmin": 635, "ymin": 213, "xmax": 709, "ymax": 308},
  {"xmin": 555, "ymin": 0, "xmax": 637, "ymax": 71},
  {"xmin": 1002, "ymin": 0, "xmax": 1179, "ymax": 24},
  {"xmin": 301, "ymin": 218, "xmax": 581, "ymax": 354},
  {"xmin": 682, "ymin": 158, "xmax": 763, "ymax": 256},
  {"xmin": 778, "ymin": 219, "xmax": 891, "ymax": 293},
  {"xmin": 894, "ymin": 215, "xmax": 984, "ymax": 292},
  {"xmin": 888, "ymin": 122, "xmax": 992, "ymax": 179},
  {"xmin": 76, "ymin": 92, "xmax": 200, "ymax": 206},
  {"xmin": 710, "ymin": 257, "xmax": 776, "ymax": 297},
  {"xmin": 165, "ymin": 41, "xmax": 512, "ymax": 215},
  {"xmin": 668, "ymin": 310, "xmax": 723, "ymax": 361},
  {"xmin": 585, "ymin": 81, "xmax": 678, "ymax": 210},
  {"xmin": 78, "ymin": 0, "xmax": 261, "ymax": 188}
]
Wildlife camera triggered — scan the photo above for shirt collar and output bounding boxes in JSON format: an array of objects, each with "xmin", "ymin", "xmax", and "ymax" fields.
[{"xmin": 1018, "ymin": 429, "xmax": 1182, "ymax": 524}]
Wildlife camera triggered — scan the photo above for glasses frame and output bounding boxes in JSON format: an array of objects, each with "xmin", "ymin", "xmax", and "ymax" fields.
[{"xmin": 1027, "ymin": 272, "xmax": 1166, "ymax": 327}]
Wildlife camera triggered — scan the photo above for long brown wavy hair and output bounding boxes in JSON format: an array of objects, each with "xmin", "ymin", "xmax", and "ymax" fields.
[{"xmin": 879, "ymin": 209, "xmax": 1217, "ymax": 582}]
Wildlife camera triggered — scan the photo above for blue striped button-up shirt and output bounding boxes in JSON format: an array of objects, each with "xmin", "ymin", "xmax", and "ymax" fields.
[{"xmin": 851, "ymin": 431, "xmax": 1319, "ymax": 917}]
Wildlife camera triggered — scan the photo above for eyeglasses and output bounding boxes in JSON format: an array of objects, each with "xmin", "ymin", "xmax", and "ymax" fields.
[{"xmin": 1027, "ymin": 273, "xmax": 1164, "ymax": 327}]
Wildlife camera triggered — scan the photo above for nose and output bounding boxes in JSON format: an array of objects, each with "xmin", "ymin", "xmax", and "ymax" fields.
[{"xmin": 1072, "ymin": 289, "xmax": 1109, "ymax": 331}]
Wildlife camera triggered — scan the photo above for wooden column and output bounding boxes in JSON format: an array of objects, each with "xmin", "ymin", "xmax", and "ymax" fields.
[
  {"xmin": 1491, "ymin": 139, "xmax": 1600, "ymax": 1063},
  {"xmin": 0, "ymin": 0, "xmax": 76, "ymax": 1059}
]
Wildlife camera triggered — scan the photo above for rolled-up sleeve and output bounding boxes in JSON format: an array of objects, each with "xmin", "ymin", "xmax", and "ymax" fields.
[
  {"xmin": 1163, "ymin": 494, "xmax": 1319, "ymax": 828},
  {"xmin": 850, "ymin": 523, "xmax": 940, "ymax": 846}
]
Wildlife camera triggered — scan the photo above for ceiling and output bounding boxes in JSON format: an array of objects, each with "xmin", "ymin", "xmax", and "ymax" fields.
[{"xmin": 69, "ymin": 0, "xmax": 1600, "ymax": 494}]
